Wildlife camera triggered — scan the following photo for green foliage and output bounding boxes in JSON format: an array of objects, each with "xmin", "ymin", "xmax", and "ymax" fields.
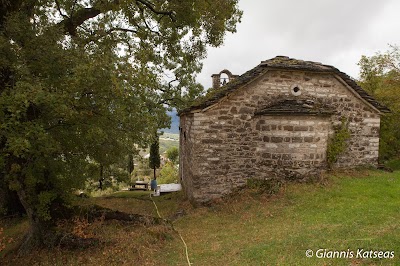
[
  {"xmin": 37, "ymin": 191, "xmax": 57, "ymax": 221},
  {"xmin": 326, "ymin": 118, "xmax": 351, "ymax": 168},
  {"xmin": 130, "ymin": 156, "xmax": 153, "ymax": 184},
  {"xmin": 166, "ymin": 147, "xmax": 179, "ymax": 164},
  {"xmin": 84, "ymin": 161, "xmax": 130, "ymax": 194},
  {"xmin": 358, "ymin": 45, "xmax": 400, "ymax": 161},
  {"xmin": 158, "ymin": 162, "xmax": 179, "ymax": 184},
  {"xmin": 149, "ymin": 135, "xmax": 161, "ymax": 170},
  {"xmin": 0, "ymin": 0, "xmax": 242, "ymax": 245},
  {"xmin": 385, "ymin": 159, "xmax": 400, "ymax": 171}
]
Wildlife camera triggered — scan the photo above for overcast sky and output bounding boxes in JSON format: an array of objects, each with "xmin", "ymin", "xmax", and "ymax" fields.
[{"xmin": 197, "ymin": 0, "xmax": 400, "ymax": 89}]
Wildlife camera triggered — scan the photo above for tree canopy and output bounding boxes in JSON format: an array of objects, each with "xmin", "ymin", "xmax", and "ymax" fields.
[
  {"xmin": 166, "ymin": 146, "xmax": 178, "ymax": 164},
  {"xmin": 0, "ymin": 0, "xmax": 242, "ymax": 250},
  {"xmin": 358, "ymin": 45, "xmax": 400, "ymax": 160}
]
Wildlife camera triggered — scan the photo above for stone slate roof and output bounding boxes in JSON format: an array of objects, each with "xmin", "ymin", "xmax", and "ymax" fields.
[
  {"xmin": 179, "ymin": 56, "xmax": 390, "ymax": 115},
  {"xmin": 255, "ymin": 99, "xmax": 335, "ymax": 116}
]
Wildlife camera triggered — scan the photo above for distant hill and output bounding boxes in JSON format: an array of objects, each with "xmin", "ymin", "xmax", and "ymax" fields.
[{"xmin": 162, "ymin": 109, "xmax": 179, "ymax": 134}]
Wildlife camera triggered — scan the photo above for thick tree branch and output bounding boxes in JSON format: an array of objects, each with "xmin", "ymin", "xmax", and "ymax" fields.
[
  {"xmin": 56, "ymin": 0, "xmax": 121, "ymax": 35},
  {"xmin": 136, "ymin": 5, "xmax": 162, "ymax": 37},
  {"xmin": 136, "ymin": 0, "xmax": 175, "ymax": 21},
  {"xmin": 54, "ymin": 0, "xmax": 68, "ymax": 19},
  {"xmin": 55, "ymin": 0, "xmax": 173, "ymax": 37},
  {"xmin": 108, "ymin": 27, "xmax": 138, "ymax": 34},
  {"xmin": 58, "ymin": 7, "xmax": 102, "ymax": 36},
  {"xmin": 158, "ymin": 97, "xmax": 184, "ymax": 106}
]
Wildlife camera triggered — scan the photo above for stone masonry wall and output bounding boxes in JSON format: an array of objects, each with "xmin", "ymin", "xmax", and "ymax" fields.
[
  {"xmin": 180, "ymin": 70, "xmax": 381, "ymax": 203},
  {"xmin": 179, "ymin": 114, "xmax": 196, "ymax": 200},
  {"xmin": 253, "ymin": 116, "xmax": 331, "ymax": 179}
]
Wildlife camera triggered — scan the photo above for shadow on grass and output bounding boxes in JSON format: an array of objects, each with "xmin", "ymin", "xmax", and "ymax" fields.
[{"xmin": 385, "ymin": 158, "xmax": 400, "ymax": 171}]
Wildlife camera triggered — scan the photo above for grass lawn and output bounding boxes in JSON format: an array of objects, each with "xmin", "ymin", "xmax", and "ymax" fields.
[
  {"xmin": 165, "ymin": 169, "xmax": 400, "ymax": 265},
  {"xmin": 1, "ymin": 168, "xmax": 399, "ymax": 265}
]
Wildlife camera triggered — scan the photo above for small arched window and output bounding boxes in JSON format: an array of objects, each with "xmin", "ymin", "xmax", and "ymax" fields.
[{"xmin": 220, "ymin": 73, "xmax": 229, "ymax": 86}]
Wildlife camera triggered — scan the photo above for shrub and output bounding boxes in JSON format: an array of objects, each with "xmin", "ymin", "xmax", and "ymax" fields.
[
  {"xmin": 158, "ymin": 162, "xmax": 178, "ymax": 184},
  {"xmin": 166, "ymin": 147, "xmax": 179, "ymax": 164}
]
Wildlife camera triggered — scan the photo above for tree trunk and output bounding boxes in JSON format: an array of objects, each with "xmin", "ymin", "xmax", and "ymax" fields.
[
  {"xmin": 99, "ymin": 164, "xmax": 104, "ymax": 190},
  {"xmin": 128, "ymin": 154, "xmax": 134, "ymax": 174},
  {"xmin": 153, "ymin": 167, "xmax": 156, "ymax": 180},
  {"xmin": 18, "ymin": 217, "xmax": 51, "ymax": 254},
  {"xmin": 15, "ymin": 188, "xmax": 53, "ymax": 253}
]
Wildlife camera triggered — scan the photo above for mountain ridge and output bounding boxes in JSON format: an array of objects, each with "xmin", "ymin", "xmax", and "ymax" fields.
[{"xmin": 162, "ymin": 109, "xmax": 179, "ymax": 134}]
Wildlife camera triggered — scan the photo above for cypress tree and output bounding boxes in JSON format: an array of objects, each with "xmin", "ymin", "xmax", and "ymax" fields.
[{"xmin": 149, "ymin": 135, "xmax": 160, "ymax": 180}]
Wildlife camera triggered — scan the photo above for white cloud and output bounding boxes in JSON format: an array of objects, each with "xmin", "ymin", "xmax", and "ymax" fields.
[{"xmin": 197, "ymin": 0, "xmax": 400, "ymax": 89}]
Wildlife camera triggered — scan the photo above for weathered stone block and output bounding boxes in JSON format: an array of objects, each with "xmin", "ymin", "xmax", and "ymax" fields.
[
  {"xmin": 265, "ymin": 143, "xmax": 278, "ymax": 148},
  {"xmin": 304, "ymin": 137, "xmax": 314, "ymax": 143},
  {"xmin": 201, "ymin": 139, "xmax": 223, "ymax": 144},
  {"xmin": 210, "ymin": 124, "xmax": 223, "ymax": 129},
  {"xmin": 239, "ymin": 107, "xmax": 253, "ymax": 114},
  {"xmin": 283, "ymin": 125, "xmax": 294, "ymax": 131},
  {"xmin": 294, "ymin": 126, "xmax": 309, "ymax": 131},
  {"xmin": 262, "ymin": 153, "xmax": 271, "ymax": 159},
  {"xmin": 271, "ymin": 136, "xmax": 283, "ymax": 143},
  {"xmin": 292, "ymin": 137, "xmax": 303, "ymax": 143},
  {"xmin": 272, "ymin": 154, "xmax": 281, "ymax": 159}
]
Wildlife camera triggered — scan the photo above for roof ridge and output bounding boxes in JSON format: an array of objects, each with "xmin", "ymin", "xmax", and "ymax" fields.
[{"xmin": 179, "ymin": 56, "xmax": 390, "ymax": 115}]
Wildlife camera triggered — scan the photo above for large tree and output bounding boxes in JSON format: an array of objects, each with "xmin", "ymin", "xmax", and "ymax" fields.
[
  {"xmin": 0, "ymin": 0, "xmax": 242, "ymax": 250},
  {"xmin": 358, "ymin": 45, "xmax": 400, "ymax": 160}
]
